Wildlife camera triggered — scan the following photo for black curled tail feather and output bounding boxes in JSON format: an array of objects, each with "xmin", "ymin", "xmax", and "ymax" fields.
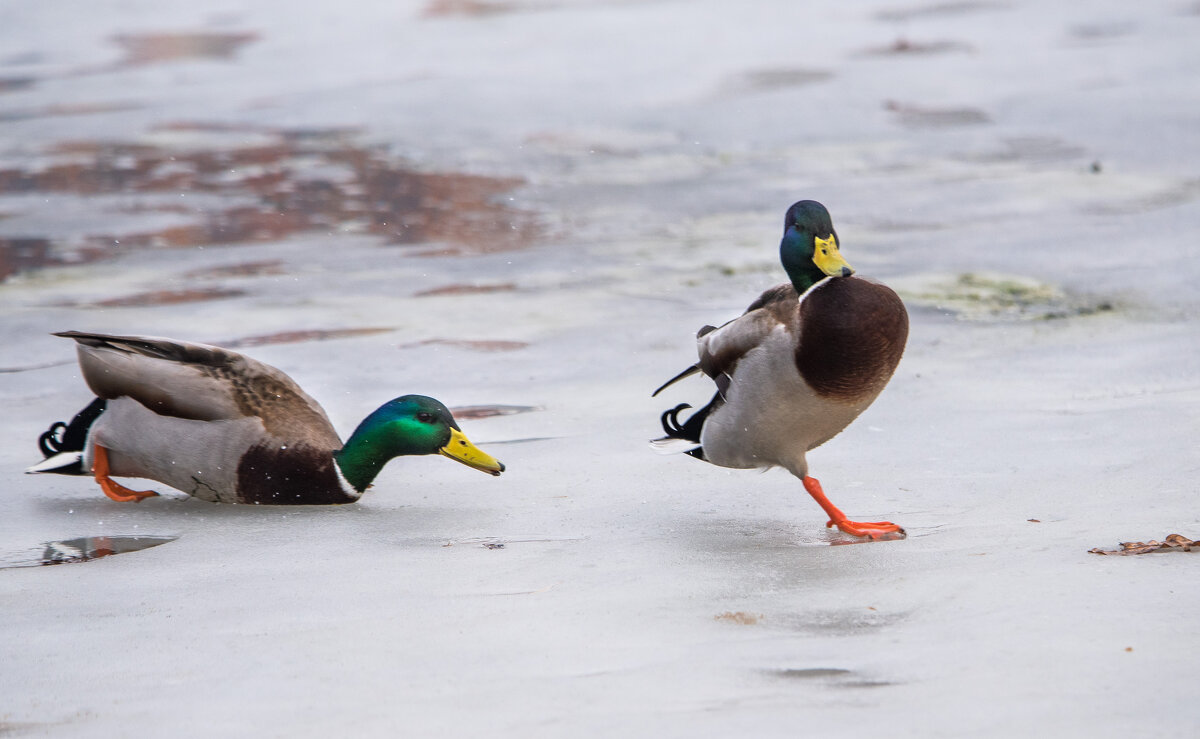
[
  {"xmin": 660, "ymin": 404, "xmax": 700, "ymax": 443},
  {"xmin": 38, "ymin": 422, "xmax": 69, "ymax": 458},
  {"xmin": 658, "ymin": 396, "xmax": 721, "ymax": 461},
  {"xmin": 38, "ymin": 398, "xmax": 106, "ymax": 458}
]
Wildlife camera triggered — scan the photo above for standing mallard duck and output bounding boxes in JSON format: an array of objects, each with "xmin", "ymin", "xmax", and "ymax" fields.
[
  {"xmin": 27, "ymin": 331, "xmax": 504, "ymax": 504},
  {"xmin": 653, "ymin": 200, "xmax": 908, "ymax": 539}
]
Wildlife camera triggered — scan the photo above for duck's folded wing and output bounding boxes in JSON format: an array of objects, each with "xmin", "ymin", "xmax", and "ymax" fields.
[
  {"xmin": 56, "ymin": 331, "xmax": 328, "ymax": 428},
  {"xmin": 697, "ymin": 283, "xmax": 798, "ymax": 381},
  {"xmin": 653, "ymin": 284, "xmax": 800, "ymax": 397}
]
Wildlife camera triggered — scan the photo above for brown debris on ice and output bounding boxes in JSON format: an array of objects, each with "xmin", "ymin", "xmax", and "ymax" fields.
[
  {"xmin": 714, "ymin": 611, "xmax": 762, "ymax": 625},
  {"xmin": 1088, "ymin": 534, "xmax": 1199, "ymax": 556}
]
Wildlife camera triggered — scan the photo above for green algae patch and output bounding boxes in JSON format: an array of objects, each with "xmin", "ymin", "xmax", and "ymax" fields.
[{"xmin": 895, "ymin": 272, "xmax": 1116, "ymax": 321}]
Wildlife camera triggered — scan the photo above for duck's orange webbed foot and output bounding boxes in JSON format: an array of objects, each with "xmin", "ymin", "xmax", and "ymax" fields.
[
  {"xmin": 93, "ymin": 445, "xmax": 158, "ymax": 503},
  {"xmin": 827, "ymin": 518, "xmax": 905, "ymax": 540},
  {"xmin": 802, "ymin": 476, "xmax": 904, "ymax": 541}
]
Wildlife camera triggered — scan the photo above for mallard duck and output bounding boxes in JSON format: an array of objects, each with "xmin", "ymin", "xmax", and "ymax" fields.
[
  {"xmin": 27, "ymin": 331, "xmax": 504, "ymax": 504},
  {"xmin": 653, "ymin": 200, "xmax": 908, "ymax": 539}
]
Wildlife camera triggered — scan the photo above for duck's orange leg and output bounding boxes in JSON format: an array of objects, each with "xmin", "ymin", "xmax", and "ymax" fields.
[
  {"xmin": 803, "ymin": 476, "xmax": 904, "ymax": 540},
  {"xmin": 93, "ymin": 445, "xmax": 158, "ymax": 503}
]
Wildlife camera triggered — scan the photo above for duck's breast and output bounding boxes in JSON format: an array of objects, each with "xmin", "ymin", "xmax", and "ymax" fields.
[{"xmin": 795, "ymin": 276, "xmax": 908, "ymax": 404}]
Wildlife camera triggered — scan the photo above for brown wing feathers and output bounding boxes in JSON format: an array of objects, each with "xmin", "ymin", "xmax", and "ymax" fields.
[{"xmin": 57, "ymin": 332, "xmax": 340, "ymax": 448}]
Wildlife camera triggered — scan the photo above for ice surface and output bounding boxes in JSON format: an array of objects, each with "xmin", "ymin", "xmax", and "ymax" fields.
[{"xmin": 2, "ymin": 0, "xmax": 1199, "ymax": 736}]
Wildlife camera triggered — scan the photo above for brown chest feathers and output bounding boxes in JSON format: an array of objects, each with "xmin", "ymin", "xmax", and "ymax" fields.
[
  {"xmin": 236, "ymin": 443, "xmax": 356, "ymax": 505},
  {"xmin": 796, "ymin": 277, "xmax": 908, "ymax": 402}
]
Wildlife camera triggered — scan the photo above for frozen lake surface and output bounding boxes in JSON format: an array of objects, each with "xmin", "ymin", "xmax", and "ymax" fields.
[{"xmin": 2, "ymin": 0, "xmax": 1198, "ymax": 736}]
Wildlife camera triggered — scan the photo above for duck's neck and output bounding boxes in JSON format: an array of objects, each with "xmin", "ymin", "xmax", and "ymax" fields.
[
  {"xmin": 780, "ymin": 232, "xmax": 827, "ymax": 295},
  {"xmin": 788, "ymin": 269, "xmax": 828, "ymax": 296},
  {"xmin": 332, "ymin": 424, "xmax": 398, "ymax": 494}
]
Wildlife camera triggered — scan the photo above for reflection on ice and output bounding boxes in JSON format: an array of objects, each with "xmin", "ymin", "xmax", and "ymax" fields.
[
  {"xmin": 40, "ymin": 535, "xmax": 177, "ymax": 566},
  {"xmin": 0, "ymin": 535, "xmax": 177, "ymax": 569},
  {"xmin": 448, "ymin": 404, "xmax": 541, "ymax": 419}
]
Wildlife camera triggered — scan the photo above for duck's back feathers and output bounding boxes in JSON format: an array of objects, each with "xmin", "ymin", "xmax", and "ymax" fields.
[
  {"xmin": 744, "ymin": 282, "xmax": 800, "ymax": 314},
  {"xmin": 56, "ymin": 331, "xmax": 340, "ymax": 450}
]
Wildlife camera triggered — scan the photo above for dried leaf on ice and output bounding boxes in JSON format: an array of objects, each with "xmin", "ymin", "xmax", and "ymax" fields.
[
  {"xmin": 1088, "ymin": 534, "xmax": 1199, "ymax": 556},
  {"xmin": 715, "ymin": 611, "xmax": 762, "ymax": 625}
]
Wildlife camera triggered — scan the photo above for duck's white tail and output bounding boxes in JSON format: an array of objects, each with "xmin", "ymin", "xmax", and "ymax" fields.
[{"xmin": 26, "ymin": 451, "xmax": 83, "ymax": 474}]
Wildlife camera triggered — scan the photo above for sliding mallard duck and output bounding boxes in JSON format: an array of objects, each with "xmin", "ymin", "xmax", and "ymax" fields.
[
  {"xmin": 28, "ymin": 332, "xmax": 504, "ymax": 504},
  {"xmin": 653, "ymin": 201, "xmax": 908, "ymax": 539}
]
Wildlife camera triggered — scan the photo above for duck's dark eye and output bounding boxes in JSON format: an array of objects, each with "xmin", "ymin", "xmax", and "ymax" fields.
[{"xmin": 416, "ymin": 412, "xmax": 435, "ymax": 423}]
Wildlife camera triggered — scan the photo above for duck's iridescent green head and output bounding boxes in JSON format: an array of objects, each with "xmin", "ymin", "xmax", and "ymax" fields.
[
  {"xmin": 780, "ymin": 200, "xmax": 855, "ymax": 294},
  {"xmin": 335, "ymin": 395, "xmax": 504, "ymax": 492}
]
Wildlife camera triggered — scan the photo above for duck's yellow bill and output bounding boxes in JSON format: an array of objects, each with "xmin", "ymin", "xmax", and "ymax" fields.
[
  {"xmin": 813, "ymin": 235, "xmax": 855, "ymax": 278},
  {"xmin": 439, "ymin": 428, "xmax": 505, "ymax": 476}
]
